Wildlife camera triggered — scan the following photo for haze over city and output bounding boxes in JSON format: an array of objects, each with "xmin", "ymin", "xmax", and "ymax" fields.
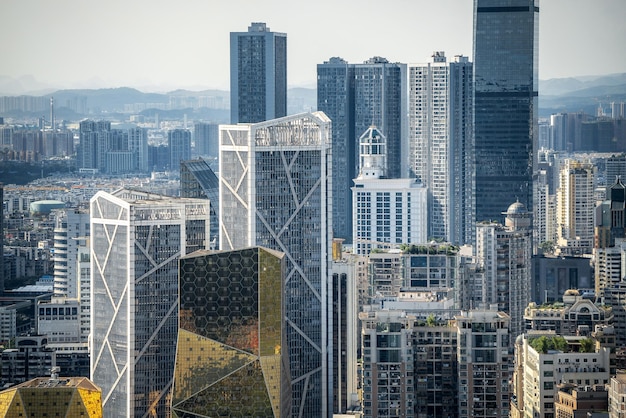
[{"xmin": 2, "ymin": 0, "xmax": 626, "ymax": 92}]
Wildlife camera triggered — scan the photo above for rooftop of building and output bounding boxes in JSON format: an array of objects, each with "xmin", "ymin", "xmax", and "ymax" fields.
[{"xmin": 4, "ymin": 376, "xmax": 100, "ymax": 392}]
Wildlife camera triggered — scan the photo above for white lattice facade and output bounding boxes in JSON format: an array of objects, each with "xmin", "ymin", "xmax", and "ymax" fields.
[
  {"xmin": 219, "ymin": 112, "xmax": 332, "ymax": 417},
  {"xmin": 90, "ymin": 190, "xmax": 209, "ymax": 417}
]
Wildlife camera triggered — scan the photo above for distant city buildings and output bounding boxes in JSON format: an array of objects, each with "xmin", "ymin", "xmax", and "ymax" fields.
[{"xmin": 230, "ymin": 22, "xmax": 287, "ymax": 124}]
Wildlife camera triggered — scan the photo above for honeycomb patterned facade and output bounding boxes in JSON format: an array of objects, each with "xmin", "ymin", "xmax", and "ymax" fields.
[
  {"xmin": 174, "ymin": 246, "xmax": 291, "ymax": 417},
  {"xmin": 0, "ymin": 377, "xmax": 102, "ymax": 417}
]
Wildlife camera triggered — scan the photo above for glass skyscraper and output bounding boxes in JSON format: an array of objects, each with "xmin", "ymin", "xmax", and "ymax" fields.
[
  {"xmin": 317, "ymin": 57, "xmax": 355, "ymax": 242},
  {"xmin": 90, "ymin": 189, "xmax": 210, "ymax": 417},
  {"xmin": 173, "ymin": 247, "xmax": 291, "ymax": 417},
  {"xmin": 219, "ymin": 112, "xmax": 332, "ymax": 417},
  {"xmin": 473, "ymin": 0, "xmax": 539, "ymax": 224},
  {"xmin": 230, "ymin": 22, "xmax": 287, "ymax": 124}
]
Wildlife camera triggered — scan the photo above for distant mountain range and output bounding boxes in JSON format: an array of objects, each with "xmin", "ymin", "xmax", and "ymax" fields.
[{"xmin": 2, "ymin": 73, "xmax": 626, "ymax": 118}]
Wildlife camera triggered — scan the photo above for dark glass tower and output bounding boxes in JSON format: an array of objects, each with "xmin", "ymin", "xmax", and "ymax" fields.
[
  {"xmin": 473, "ymin": 0, "xmax": 539, "ymax": 224},
  {"xmin": 230, "ymin": 22, "xmax": 287, "ymax": 124},
  {"xmin": 317, "ymin": 57, "xmax": 355, "ymax": 241}
]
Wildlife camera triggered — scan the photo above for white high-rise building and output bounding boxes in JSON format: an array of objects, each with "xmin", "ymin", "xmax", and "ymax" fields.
[
  {"xmin": 90, "ymin": 189, "xmax": 209, "ymax": 417},
  {"xmin": 408, "ymin": 52, "xmax": 473, "ymax": 244},
  {"xmin": 557, "ymin": 159, "xmax": 595, "ymax": 255},
  {"xmin": 352, "ymin": 126, "xmax": 427, "ymax": 256},
  {"xmin": 53, "ymin": 208, "xmax": 90, "ymax": 298},
  {"xmin": 219, "ymin": 112, "xmax": 332, "ymax": 417}
]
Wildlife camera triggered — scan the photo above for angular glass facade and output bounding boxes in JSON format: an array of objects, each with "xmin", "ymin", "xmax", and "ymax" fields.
[
  {"xmin": 473, "ymin": 0, "xmax": 539, "ymax": 224},
  {"xmin": 219, "ymin": 112, "xmax": 332, "ymax": 417},
  {"xmin": 90, "ymin": 190, "xmax": 209, "ymax": 418},
  {"xmin": 173, "ymin": 247, "xmax": 290, "ymax": 417},
  {"xmin": 230, "ymin": 22, "xmax": 287, "ymax": 124}
]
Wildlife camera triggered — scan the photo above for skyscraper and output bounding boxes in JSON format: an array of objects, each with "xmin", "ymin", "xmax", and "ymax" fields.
[
  {"xmin": 128, "ymin": 127, "xmax": 149, "ymax": 172},
  {"xmin": 174, "ymin": 246, "xmax": 291, "ymax": 417},
  {"xmin": 354, "ymin": 57, "xmax": 407, "ymax": 180},
  {"xmin": 180, "ymin": 159, "xmax": 220, "ymax": 249},
  {"xmin": 556, "ymin": 159, "xmax": 595, "ymax": 256},
  {"xmin": 90, "ymin": 189, "xmax": 209, "ymax": 417},
  {"xmin": 409, "ymin": 52, "xmax": 474, "ymax": 244},
  {"xmin": 473, "ymin": 0, "xmax": 538, "ymax": 223},
  {"xmin": 219, "ymin": 112, "xmax": 332, "ymax": 417},
  {"xmin": 317, "ymin": 57, "xmax": 355, "ymax": 241},
  {"xmin": 193, "ymin": 122, "xmax": 219, "ymax": 158},
  {"xmin": 317, "ymin": 56, "xmax": 407, "ymax": 241},
  {"xmin": 230, "ymin": 22, "xmax": 287, "ymax": 124},
  {"xmin": 77, "ymin": 120, "xmax": 111, "ymax": 172}
]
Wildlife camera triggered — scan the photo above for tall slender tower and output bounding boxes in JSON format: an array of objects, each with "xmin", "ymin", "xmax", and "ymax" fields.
[
  {"xmin": 317, "ymin": 57, "xmax": 355, "ymax": 242},
  {"xmin": 219, "ymin": 112, "xmax": 332, "ymax": 417},
  {"xmin": 230, "ymin": 22, "xmax": 287, "ymax": 124},
  {"xmin": 473, "ymin": 0, "xmax": 539, "ymax": 223},
  {"xmin": 90, "ymin": 189, "xmax": 210, "ymax": 417},
  {"xmin": 0, "ymin": 183, "xmax": 3, "ymax": 294},
  {"xmin": 409, "ymin": 52, "xmax": 474, "ymax": 244}
]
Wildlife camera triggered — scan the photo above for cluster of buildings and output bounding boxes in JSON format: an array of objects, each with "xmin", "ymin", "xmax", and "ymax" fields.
[{"xmin": 2, "ymin": 1, "xmax": 626, "ymax": 418}]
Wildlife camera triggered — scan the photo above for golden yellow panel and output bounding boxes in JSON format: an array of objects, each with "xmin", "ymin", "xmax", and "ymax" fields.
[
  {"xmin": 173, "ymin": 329, "xmax": 255, "ymax": 404},
  {"xmin": 259, "ymin": 248, "xmax": 283, "ymax": 357},
  {"xmin": 0, "ymin": 390, "xmax": 23, "ymax": 418},
  {"xmin": 77, "ymin": 388, "xmax": 104, "ymax": 417},
  {"xmin": 173, "ymin": 360, "xmax": 274, "ymax": 417},
  {"xmin": 260, "ymin": 354, "xmax": 283, "ymax": 417},
  {"xmin": 19, "ymin": 388, "xmax": 75, "ymax": 417}
]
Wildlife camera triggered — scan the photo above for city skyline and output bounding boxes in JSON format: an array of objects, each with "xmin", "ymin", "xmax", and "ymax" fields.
[{"xmin": 1, "ymin": 0, "xmax": 625, "ymax": 92}]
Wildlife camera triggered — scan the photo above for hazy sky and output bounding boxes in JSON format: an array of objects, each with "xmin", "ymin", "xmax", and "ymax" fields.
[{"xmin": 2, "ymin": 0, "xmax": 625, "ymax": 91}]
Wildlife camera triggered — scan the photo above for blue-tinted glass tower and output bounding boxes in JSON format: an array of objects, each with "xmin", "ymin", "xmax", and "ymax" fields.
[
  {"xmin": 317, "ymin": 57, "xmax": 355, "ymax": 242},
  {"xmin": 473, "ymin": 0, "xmax": 539, "ymax": 224},
  {"xmin": 230, "ymin": 22, "xmax": 287, "ymax": 124}
]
